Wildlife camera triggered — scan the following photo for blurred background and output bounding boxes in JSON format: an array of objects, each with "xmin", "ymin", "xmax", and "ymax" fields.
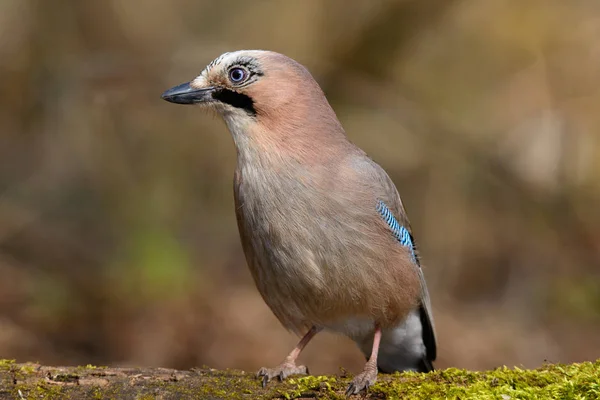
[{"xmin": 0, "ymin": 0, "xmax": 599, "ymax": 374}]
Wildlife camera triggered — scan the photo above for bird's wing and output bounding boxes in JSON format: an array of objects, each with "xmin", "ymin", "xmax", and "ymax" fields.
[{"xmin": 369, "ymin": 160, "xmax": 437, "ymax": 369}]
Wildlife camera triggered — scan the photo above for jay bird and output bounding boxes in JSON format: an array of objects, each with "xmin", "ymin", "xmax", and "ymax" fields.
[{"xmin": 162, "ymin": 50, "xmax": 437, "ymax": 395}]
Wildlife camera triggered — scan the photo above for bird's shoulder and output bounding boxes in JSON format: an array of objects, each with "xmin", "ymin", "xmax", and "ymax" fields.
[{"xmin": 341, "ymin": 152, "xmax": 410, "ymax": 226}]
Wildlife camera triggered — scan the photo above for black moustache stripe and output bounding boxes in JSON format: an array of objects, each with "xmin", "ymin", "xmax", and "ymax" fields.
[{"xmin": 212, "ymin": 89, "xmax": 256, "ymax": 116}]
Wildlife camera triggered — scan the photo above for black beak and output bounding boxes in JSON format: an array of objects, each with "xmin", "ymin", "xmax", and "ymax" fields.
[{"xmin": 161, "ymin": 82, "xmax": 215, "ymax": 104}]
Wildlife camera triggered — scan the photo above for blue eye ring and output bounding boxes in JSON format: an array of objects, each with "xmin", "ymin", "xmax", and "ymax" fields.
[{"xmin": 229, "ymin": 67, "xmax": 248, "ymax": 83}]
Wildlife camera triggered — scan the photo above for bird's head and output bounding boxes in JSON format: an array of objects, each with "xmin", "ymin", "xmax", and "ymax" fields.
[{"xmin": 162, "ymin": 50, "xmax": 344, "ymax": 145}]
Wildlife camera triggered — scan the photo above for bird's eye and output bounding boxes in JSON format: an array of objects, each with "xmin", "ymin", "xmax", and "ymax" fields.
[{"xmin": 229, "ymin": 67, "xmax": 248, "ymax": 83}]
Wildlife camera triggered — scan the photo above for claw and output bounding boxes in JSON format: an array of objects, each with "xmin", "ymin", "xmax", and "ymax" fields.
[
  {"xmin": 345, "ymin": 383, "xmax": 355, "ymax": 396},
  {"xmin": 256, "ymin": 362, "xmax": 309, "ymax": 387},
  {"xmin": 345, "ymin": 368, "xmax": 377, "ymax": 396}
]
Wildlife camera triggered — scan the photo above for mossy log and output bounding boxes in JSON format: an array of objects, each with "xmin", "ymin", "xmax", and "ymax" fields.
[{"xmin": 1, "ymin": 359, "xmax": 599, "ymax": 399}]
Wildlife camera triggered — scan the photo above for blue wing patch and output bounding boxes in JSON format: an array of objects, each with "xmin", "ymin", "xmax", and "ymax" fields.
[{"xmin": 376, "ymin": 200, "xmax": 417, "ymax": 262}]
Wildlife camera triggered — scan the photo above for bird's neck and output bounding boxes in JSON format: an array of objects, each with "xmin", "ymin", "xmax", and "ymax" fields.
[{"xmin": 223, "ymin": 108, "xmax": 351, "ymax": 168}]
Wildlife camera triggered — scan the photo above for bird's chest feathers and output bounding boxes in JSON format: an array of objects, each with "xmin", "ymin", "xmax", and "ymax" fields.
[
  {"xmin": 237, "ymin": 159, "xmax": 319, "ymax": 241},
  {"xmin": 235, "ymin": 157, "xmax": 330, "ymax": 283}
]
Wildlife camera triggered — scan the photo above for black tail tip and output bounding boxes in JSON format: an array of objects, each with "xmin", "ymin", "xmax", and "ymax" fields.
[{"xmin": 419, "ymin": 358, "xmax": 435, "ymax": 373}]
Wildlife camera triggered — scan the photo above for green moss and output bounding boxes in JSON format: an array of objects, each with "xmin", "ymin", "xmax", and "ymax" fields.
[
  {"xmin": 0, "ymin": 359, "xmax": 15, "ymax": 370},
  {"xmin": 365, "ymin": 361, "xmax": 600, "ymax": 400},
  {"xmin": 281, "ymin": 375, "xmax": 343, "ymax": 399},
  {"xmin": 83, "ymin": 364, "xmax": 103, "ymax": 370},
  {"xmin": 2, "ymin": 359, "xmax": 599, "ymax": 399},
  {"xmin": 19, "ymin": 364, "xmax": 37, "ymax": 375},
  {"xmin": 13, "ymin": 381, "xmax": 67, "ymax": 400},
  {"xmin": 4, "ymin": 361, "xmax": 39, "ymax": 384},
  {"xmin": 91, "ymin": 387, "xmax": 104, "ymax": 400},
  {"xmin": 153, "ymin": 369, "xmax": 264, "ymax": 400}
]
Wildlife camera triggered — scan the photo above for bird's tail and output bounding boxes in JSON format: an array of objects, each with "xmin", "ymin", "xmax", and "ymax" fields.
[{"xmin": 418, "ymin": 357, "xmax": 435, "ymax": 373}]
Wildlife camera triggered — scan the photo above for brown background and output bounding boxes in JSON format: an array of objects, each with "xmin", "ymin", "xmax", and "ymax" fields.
[{"xmin": 0, "ymin": 0, "xmax": 599, "ymax": 375}]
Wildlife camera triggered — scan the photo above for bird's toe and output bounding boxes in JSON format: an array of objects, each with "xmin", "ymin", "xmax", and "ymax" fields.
[
  {"xmin": 256, "ymin": 362, "xmax": 309, "ymax": 387},
  {"xmin": 345, "ymin": 368, "xmax": 378, "ymax": 396}
]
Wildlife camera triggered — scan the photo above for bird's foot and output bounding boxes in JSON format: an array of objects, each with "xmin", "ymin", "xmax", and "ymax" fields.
[
  {"xmin": 345, "ymin": 366, "xmax": 378, "ymax": 396},
  {"xmin": 257, "ymin": 361, "xmax": 309, "ymax": 387}
]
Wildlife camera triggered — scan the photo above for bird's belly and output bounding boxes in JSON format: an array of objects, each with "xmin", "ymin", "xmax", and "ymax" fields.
[
  {"xmin": 249, "ymin": 242, "xmax": 336, "ymax": 331},
  {"xmin": 324, "ymin": 316, "xmax": 376, "ymax": 341},
  {"xmin": 245, "ymin": 215, "xmax": 418, "ymax": 333},
  {"xmin": 325, "ymin": 310, "xmax": 426, "ymax": 372}
]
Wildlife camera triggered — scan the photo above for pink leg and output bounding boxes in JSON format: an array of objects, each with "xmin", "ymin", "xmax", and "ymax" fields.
[
  {"xmin": 257, "ymin": 326, "xmax": 321, "ymax": 387},
  {"xmin": 346, "ymin": 324, "xmax": 382, "ymax": 395}
]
